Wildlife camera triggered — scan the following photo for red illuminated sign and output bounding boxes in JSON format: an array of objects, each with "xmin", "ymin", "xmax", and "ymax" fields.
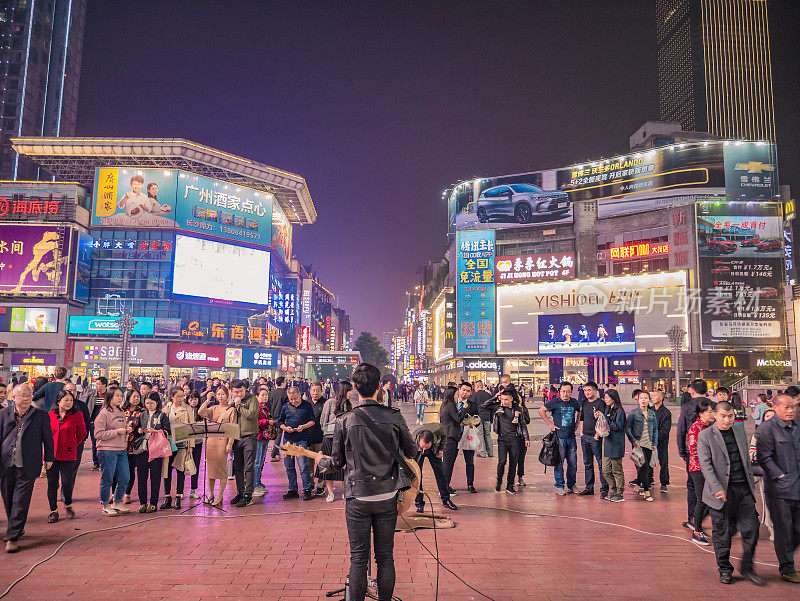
[
  {"xmin": 0, "ymin": 196, "xmax": 60, "ymax": 217},
  {"xmin": 300, "ymin": 326, "xmax": 310, "ymax": 351},
  {"xmin": 609, "ymin": 242, "xmax": 669, "ymax": 260}
]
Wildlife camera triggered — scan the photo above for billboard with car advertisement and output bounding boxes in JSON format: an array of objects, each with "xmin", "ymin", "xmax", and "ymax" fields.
[
  {"xmin": 496, "ymin": 271, "xmax": 688, "ymax": 355},
  {"xmin": 456, "ymin": 230, "xmax": 495, "ymax": 354},
  {"xmin": 447, "ymin": 141, "xmax": 778, "ymax": 231},
  {"xmin": 0, "ymin": 224, "xmax": 71, "ymax": 296},
  {"xmin": 93, "ymin": 168, "xmax": 276, "ymax": 248},
  {"xmin": 695, "ymin": 200, "xmax": 785, "ymax": 349},
  {"xmin": 450, "ymin": 170, "xmax": 573, "ymax": 233}
]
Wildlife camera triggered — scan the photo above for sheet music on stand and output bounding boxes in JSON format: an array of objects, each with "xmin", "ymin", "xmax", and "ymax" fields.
[{"xmin": 173, "ymin": 421, "xmax": 241, "ymax": 444}]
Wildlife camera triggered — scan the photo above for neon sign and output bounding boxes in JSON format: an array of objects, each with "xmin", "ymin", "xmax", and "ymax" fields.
[{"xmin": 609, "ymin": 242, "xmax": 669, "ymax": 260}]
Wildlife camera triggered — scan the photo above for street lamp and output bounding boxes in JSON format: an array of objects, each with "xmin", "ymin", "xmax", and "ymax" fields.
[
  {"xmin": 116, "ymin": 313, "xmax": 138, "ymax": 384},
  {"xmin": 666, "ymin": 325, "xmax": 686, "ymax": 404}
]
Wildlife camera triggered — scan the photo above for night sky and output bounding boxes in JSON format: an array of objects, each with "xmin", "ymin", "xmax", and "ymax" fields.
[{"xmin": 77, "ymin": 1, "xmax": 800, "ymax": 340}]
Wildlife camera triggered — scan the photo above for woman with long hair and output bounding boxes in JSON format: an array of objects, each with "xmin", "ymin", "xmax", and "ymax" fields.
[
  {"xmin": 94, "ymin": 388, "xmax": 131, "ymax": 515},
  {"xmin": 162, "ymin": 387, "xmax": 195, "ymax": 510},
  {"xmin": 132, "ymin": 392, "xmax": 171, "ymax": 513},
  {"xmin": 186, "ymin": 391, "xmax": 204, "ymax": 499},
  {"xmin": 729, "ymin": 391, "xmax": 747, "ymax": 432},
  {"xmin": 317, "ymin": 381, "xmax": 352, "ymax": 502},
  {"xmin": 198, "ymin": 385, "xmax": 237, "ymax": 507},
  {"xmin": 626, "ymin": 390, "xmax": 658, "ymax": 502},
  {"xmin": 599, "ymin": 389, "xmax": 626, "ymax": 502},
  {"xmin": 121, "ymin": 389, "xmax": 144, "ymax": 504},
  {"xmin": 46, "ymin": 390, "xmax": 87, "ymax": 522}
]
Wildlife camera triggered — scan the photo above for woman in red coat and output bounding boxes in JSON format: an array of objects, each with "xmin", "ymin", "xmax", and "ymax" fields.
[{"xmin": 47, "ymin": 389, "xmax": 88, "ymax": 522}]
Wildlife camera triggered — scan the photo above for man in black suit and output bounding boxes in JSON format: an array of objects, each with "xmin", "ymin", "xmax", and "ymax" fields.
[
  {"xmin": 0, "ymin": 384, "xmax": 54, "ymax": 553},
  {"xmin": 756, "ymin": 393, "xmax": 800, "ymax": 584}
]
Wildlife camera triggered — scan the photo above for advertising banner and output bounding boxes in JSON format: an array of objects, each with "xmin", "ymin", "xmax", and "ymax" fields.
[
  {"xmin": 456, "ymin": 230, "xmax": 495, "ymax": 354},
  {"xmin": 154, "ymin": 318, "xmax": 181, "ymax": 337},
  {"xmin": 10, "ymin": 353, "xmax": 57, "ymax": 366},
  {"xmin": 176, "ymin": 171, "xmax": 273, "ymax": 247},
  {"xmin": 723, "ymin": 141, "xmax": 778, "ymax": 200},
  {"xmin": 73, "ymin": 230, "xmax": 93, "ymax": 304},
  {"xmin": 495, "ymin": 252, "xmax": 575, "ymax": 283},
  {"xmin": 696, "ymin": 201, "xmax": 785, "ymax": 349},
  {"xmin": 94, "ymin": 168, "xmax": 178, "ymax": 228},
  {"xmin": 496, "ymin": 271, "xmax": 687, "ymax": 355},
  {"xmin": 73, "ymin": 341, "xmax": 167, "ymax": 365},
  {"xmin": 271, "ymin": 203, "xmax": 293, "ymax": 261},
  {"xmin": 538, "ymin": 312, "xmax": 635, "ymax": 355},
  {"xmin": 68, "ymin": 316, "xmax": 156, "ymax": 336},
  {"xmin": 708, "ymin": 353, "xmax": 751, "ymax": 370},
  {"xmin": 7, "ymin": 307, "xmax": 59, "ymax": 332},
  {"xmin": 0, "ymin": 225, "xmax": 71, "ymax": 296},
  {"xmin": 167, "ymin": 343, "xmax": 225, "ymax": 367},
  {"xmin": 243, "ymin": 348, "xmax": 279, "ymax": 369},
  {"xmin": 451, "ymin": 171, "xmax": 573, "ymax": 233},
  {"xmin": 448, "ymin": 142, "xmax": 779, "ymax": 228}
]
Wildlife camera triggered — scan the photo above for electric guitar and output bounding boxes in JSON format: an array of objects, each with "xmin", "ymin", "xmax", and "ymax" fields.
[{"xmin": 280, "ymin": 442, "xmax": 421, "ymax": 516}]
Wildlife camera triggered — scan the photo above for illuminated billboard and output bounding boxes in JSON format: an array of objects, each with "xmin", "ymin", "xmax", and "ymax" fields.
[
  {"xmin": 171, "ymin": 234, "xmax": 270, "ymax": 306},
  {"xmin": 447, "ymin": 141, "xmax": 778, "ymax": 231},
  {"xmin": 457, "ymin": 230, "xmax": 495, "ymax": 354},
  {"xmin": 4, "ymin": 307, "xmax": 59, "ymax": 332},
  {"xmin": 695, "ymin": 201, "xmax": 785, "ymax": 350},
  {"xmin": 0, "ymin": 225, "xmax": 71, "ymax": 296},
  {"xmin": 93, "ymin": 168, "xmax": 276, "ymax": 248},
  {"xmin": 538, "ymin": 312, "xmax": 635, "ymax": 355},
  {"xmin": 432, "ymin": 293, "xmax": 455, "ymax": 363},
  {"xmin": 496, "ymin": 271, "xmax": 688, "ymax": 355}
]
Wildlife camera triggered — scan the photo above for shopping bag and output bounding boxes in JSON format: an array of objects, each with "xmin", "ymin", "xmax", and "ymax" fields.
[
  {"xmin": 148, "ymin": 429, "xmax": 173, "ymax": 461},
  {"xmin": 458, "ymin": 425, "xmax": 485, "ymax": 453},
  {"xmin": 595, "ymin": 413, "xmax": 610, "ymax": 437},
  {"xmin": 184, "ymin": 453, "xmax": 197, "ymax": 476},
  {"xmin": 629, "ymin": 445, "xmax": 645, "ymax": 468}
]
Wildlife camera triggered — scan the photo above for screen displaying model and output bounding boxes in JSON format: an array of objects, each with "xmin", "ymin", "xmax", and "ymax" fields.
[
  {"xmin": 538, "ymin": 311, "xmax": 635, "ymax": 354},
  {"xmin": 6, "ymin": 307, "xmax": 59, "ymax": 332},
  {"xmin": 171, "ymin": 234, "xmax": 270, "ymax": 305}
]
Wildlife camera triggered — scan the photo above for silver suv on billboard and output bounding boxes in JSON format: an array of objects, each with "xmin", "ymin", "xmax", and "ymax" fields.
[{"xmin": 476, "ymin": 183, "xmax": 570, "ymax": 224}]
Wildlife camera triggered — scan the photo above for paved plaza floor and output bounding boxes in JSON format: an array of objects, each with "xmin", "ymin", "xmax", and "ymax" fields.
[{"xmin": 1, "ymin": 400, "xmax": 797, "ymax": 600}]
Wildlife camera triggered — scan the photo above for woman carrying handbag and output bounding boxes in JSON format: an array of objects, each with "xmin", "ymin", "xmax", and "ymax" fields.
[{"xmin": 132, "ymin": 392, "xmax": 172, "ymax": 513}]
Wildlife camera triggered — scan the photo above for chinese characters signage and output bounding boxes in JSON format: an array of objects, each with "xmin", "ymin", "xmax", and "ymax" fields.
[
  {"xmin": 456, "ymin": 230, "xmax": 495, "ymax": 354},
  {"xmin": 609, "ymin": 243, "xmax": 669, "ymax": 260},
  {"xmin": 93, "ymin": 168, "xmax": 276, "ymax": 248},
  {"xmin": 167, "ymin": 343, "xmax": 225, "ymax": 367},
  {"xmin": 0, "ymin": 225, "xmax": 71, "ymax": 296},
  {"xmin": 495, "ymin": 252, "xmax": 574, "ymax": 282},
  {"xmin": 0, "ymin": 196, "xmax": 61, "ymax": 217},
  {"xmin": 723, "ymin": 141, "xmax": 778, "ymax": 200},
  {"xmin": 696, "ymin": 201, "xmax": 785, "ymax": 350}
]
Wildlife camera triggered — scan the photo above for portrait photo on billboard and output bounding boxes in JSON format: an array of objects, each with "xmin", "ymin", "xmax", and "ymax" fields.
[
  {"xmin": 93, "ymin": 168, "xmax": 178, "ymax": 228},
  {"xmin": 6, "ymin": 307, "xmax": 59, "ymax": 332},
  {"xmin": 451, "ymin": 171, "xmax": 572, "ymax": 232},
  {"xmin": 537, "ymin": 311, "xmax": 635, "ymax": 355},
  {"xmin": 696, "ymin": 201, "xmax": 783, "ymax": 259},
  {"xmin": 0, "ymin": 225, "xmax": 71, "ymax": 296}
]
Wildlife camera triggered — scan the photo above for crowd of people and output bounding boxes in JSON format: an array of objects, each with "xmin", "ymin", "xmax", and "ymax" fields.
[{"xmin": 0, "ymin": 369, "xmax": 798, "ymax": 588}]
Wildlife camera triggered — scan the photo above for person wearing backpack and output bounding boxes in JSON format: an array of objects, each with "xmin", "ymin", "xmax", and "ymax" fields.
[
  {"xmin": 493, "ymin": 390, "xmax": 530, "ymax": 494},
  {"xmin": 599, "ymin": 389, "xmax": 626, "ymax": 502}
]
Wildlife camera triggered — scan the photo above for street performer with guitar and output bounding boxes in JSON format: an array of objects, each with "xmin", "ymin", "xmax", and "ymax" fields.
[{"xmin": 309, "ymin": 362, "xmax": 416, "ymax": 601}]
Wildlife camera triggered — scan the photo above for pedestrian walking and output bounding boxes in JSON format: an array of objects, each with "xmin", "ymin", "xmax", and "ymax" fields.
[
  {"xmin": 755, "ymin": 393, "xmax": 800, "ymax": 584},
  {"xmin": 677, "ymin": 379, "xmax": 709, "ymax": 528},
  {"xmin": 492, "ymin": 390, "xmax": 530, "ymax": 494},
  {"xmin": 46, "ymin": 390, "xmax": 86, "ymax": 523},
  {"xmin": 414, "ymin": 383, "xmax": 429, "ymax": 425},
  {"xmin": 0, "ymin": 384, "xmax": 54, "ymax": 552},
  {"xmin": 538, "ymin": 381, "xmax": 580, "ymax": 495},
  {"xmin": 686, "ymin": 398, "xmax": 716, "ymax": 544},
  {"xmin": 651, "ymin": 390, "xmax": 672, "ymax": 493},
  {"xmin": 697, "ymin": 401, "xmax": 764, "ymax": 586},
  {"xmin": 471, "ymin": 381, "xmax": 493, "ymax": 458},
  {"xmin": 626, "ymin": 390, "xmax": 658, "ymax": 502}
]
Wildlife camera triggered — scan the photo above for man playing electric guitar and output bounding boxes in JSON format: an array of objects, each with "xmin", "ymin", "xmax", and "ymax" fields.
[{"xmin": 311, "ymin": 362, "xmax": 416, "ymax": 601}]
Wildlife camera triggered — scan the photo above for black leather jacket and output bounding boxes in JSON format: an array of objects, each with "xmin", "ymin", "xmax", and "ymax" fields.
[{"xmin": 319, "ymin": 398, "xmax": 416, "ymax": 499}]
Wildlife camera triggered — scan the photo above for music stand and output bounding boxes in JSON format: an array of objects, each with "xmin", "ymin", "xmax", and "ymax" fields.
[{"xmin": 173, "ymin": 421, "xmax": 241, "ymax": 514}]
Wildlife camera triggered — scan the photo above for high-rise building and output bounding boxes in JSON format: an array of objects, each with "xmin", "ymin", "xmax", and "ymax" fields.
[
  {"xmin": 656, "ymin": 0, "xmax": 775, "ymax": 141},
  {"xmin": 0, "ymin": 0, "xmax": 87, "ymax": 180}
]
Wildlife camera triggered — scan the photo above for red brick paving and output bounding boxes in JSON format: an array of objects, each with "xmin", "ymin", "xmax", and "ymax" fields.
[{"xmin": 1, "ymin": 402, "xmax": 798, "ymax": 600}]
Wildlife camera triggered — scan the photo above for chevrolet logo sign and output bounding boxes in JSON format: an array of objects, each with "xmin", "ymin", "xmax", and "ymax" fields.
[{"xmin": 735, "ymin": 161, "xmax": 775, "ymax": 174}]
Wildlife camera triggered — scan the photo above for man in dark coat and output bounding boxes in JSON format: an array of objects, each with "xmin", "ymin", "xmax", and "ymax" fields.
[{"xmin": 0, "ymin": 384, "xmax": 54, "ymax": 552}]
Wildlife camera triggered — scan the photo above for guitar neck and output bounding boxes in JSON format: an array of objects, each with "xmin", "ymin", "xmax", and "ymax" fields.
[{"xmin": 281, "ymin": 443, "xmax": 326, "ymax": 461}]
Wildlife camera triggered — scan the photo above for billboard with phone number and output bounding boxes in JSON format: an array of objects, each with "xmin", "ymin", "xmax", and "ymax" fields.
[
  {"xmin": 456, "ymin": 230, "xmax": 495, "ymax": 354},
  {"xmin": 93, "ymin": 168, "xmax": 275, "ymax": 248}
]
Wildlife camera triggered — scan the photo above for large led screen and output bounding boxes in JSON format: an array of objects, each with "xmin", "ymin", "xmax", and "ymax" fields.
[
  {"xmin": 538, "ymin": 312, "xmax": 635, "ymax": 355},
  {"xmin": 171, "ymin": 235, "xmax": 270, "ymax": 305}
]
